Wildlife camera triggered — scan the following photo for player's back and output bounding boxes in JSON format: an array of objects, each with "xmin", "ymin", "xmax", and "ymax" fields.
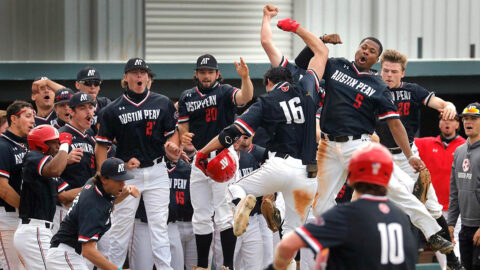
[{"xmin": 328, "ymin": 197, "xmax": 417, "ymax": 270}]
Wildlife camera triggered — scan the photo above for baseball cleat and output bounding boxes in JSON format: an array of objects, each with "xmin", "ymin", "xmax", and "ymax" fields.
[
  {"xmin": 261, "ymin": 198, "xmax": 282, "ymax": 232},
  {"xmin": 428, "ymin": 232, "xmax": 454, "ymax": 254},
  {"xmin": 233, "ymin": 194, "xmax": 256, "ymax": 236},
  {"xmin": 447, "ymin": 259, "xmax": 465, "ymax": 270}
]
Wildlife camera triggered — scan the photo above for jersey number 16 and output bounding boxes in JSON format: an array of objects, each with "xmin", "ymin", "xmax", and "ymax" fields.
[{"xmin": 279, "ymin": 97, "xmax": 305, "ymax": 124}]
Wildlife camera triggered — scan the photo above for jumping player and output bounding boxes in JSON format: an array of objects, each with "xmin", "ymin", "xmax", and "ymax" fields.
[
  {"xmin": 196, "ymin": 19, "xmax": 324, "ymax": 269},
  {"xmin": 294, "ymin": 33, "xmax": 454, "ymax": 254},
  {"xmin": 31, "ymin": 77, "xmax": 65, "ymax": 126},
  {"xmin": 95, "ymin": 57, "xmax": 180, "ymax": 269},
  {"xmin": 271, "ymin": 143, "xmax": 417, "ymax": 270},
  {"xmin": 177, "ymin": 54, "xmax": 254, "ymax": 269},
  {"xmin": 13, "ymin": 125, "xmax": 73, "ymax": 269},
  {"xmin": 47, "ymin": 157, "xmax": 139, "ymax": 270},
  {"xmin": 75, "ymin": 66, "xmax": 111, "ymax": 134},
  {"xmin": 0, "ymin": 101, "xmax": 35, "ymax": 270}
]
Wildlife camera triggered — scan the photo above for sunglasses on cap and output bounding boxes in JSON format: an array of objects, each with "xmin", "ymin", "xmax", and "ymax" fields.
[
  {"xmin": 80, "ymin": 80, "xmax": 101, "ymax": 87},
  {"xmin": 463, "ymin": 107, "xmax": 480, "ymax": 114}
]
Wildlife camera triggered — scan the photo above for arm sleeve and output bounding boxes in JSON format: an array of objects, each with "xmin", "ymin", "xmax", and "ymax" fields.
[
  {"xmin": 162, "ymin": 100, "xmax": 177, "ymax": 138},
  {"xmin": 56, "ymin": 178, "xmax": 69, "ymax": 193},
  {"xmin": 377, "ymin": 89, "xmax": 400, "ymax": 121},
  {"xmin": 447, "ymin": 154, "xmax": 460, "ymax": 226},
  {"xmin": 235, "ymin": 100, "xmax": 264, "ymax": 137},
  {"xmin": 294, "ymin": 46, "xmax": 314, "ymax": 71},
  {"xmin": 223, "ymin": 84, "xmax": 240, "ymax": 107},
  {"xmin": 96, "ymin": 107, "xmax": 115, "ymax": 144},
  {"xmin": 415, "ymin": 84, "xmax": 435, "ymax": 106},
  {"xmin": 78, "ymin": 207, "xmax": 108, "ymax": 243},
  {"xmin": 177, "ymin": 92, "xmax": 190, "ymax": 123},
  {"xmin": 295, "ymin": 206, "xmax": 349, "ymax": 254}
]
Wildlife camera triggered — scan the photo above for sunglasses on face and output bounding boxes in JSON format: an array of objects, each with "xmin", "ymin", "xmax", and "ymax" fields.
[{"xmin": 81, "ymin": 80, "xmax": 101, "ymax": 87}]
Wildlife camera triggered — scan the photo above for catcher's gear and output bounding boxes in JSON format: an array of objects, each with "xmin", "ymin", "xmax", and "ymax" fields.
[
  {"xmin": 413, "ymin": 168, "xmax": 431, "ymax": 203},
  {"xmin": 261, "ymin": 198, "xmax": 282, "ymax": 232},
  {"xmin": 277, "ymin": 18, "xmax": 300, "ymax": 33},
  {"xmin": 206, "ymin": 149, "xmax": 237, "ymax": 183},
  {"xmin": 233, "ymin": 194, "xmax": 256, "ymax": 236},
  {"xmin": 27, "ymin": 124, "xmax": 59, "ymax": 154},
  {"xmin": 347, "ymin": 143, "xmax": 393, "ymax": 187}
]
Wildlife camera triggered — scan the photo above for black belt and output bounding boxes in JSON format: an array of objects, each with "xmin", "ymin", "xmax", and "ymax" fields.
[
  {"xmin": 139, "ymin": 156, "xmax": 165, "ymax": 168},
  {"xmin": 388, "ymin": 142, "xmax": 413, "ymax": 155},
  {"xmin": 21, "ymin": 218, "xmax": 52, "ymax": 229},
  {"xmin": 275, "ymin": 152, "xmax": 290, "ymax": 159},
  {"xmin": 321, "ymin": 133, "xmax": 361, "ymax": 142}
]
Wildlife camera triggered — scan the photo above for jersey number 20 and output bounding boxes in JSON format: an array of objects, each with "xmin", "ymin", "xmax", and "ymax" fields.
[
  {"xmin": 377, "ymin": 222, "xmax": 405, "ymax": 265},
  {"xmin": 279, "ymin": 97, "xmax": 305, "ymax": 124}
]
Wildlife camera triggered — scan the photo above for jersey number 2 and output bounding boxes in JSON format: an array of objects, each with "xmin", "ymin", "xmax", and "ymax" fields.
[
  {"xmin": 377, "ymin": 222, "xmax": 405, "ymax": 265},
  {"xmin": 280, "ymin": 97, "xmax": 305, "ymax": 124}
]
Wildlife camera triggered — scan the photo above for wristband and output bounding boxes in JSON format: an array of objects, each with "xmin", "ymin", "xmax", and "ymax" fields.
[
  {"xmin": 59, "ymin": 143, "xmax": 70, "ymax": 153},
  {"xmin": 407, "ymin": 155, "xmax": 419, "ymax": 162}
]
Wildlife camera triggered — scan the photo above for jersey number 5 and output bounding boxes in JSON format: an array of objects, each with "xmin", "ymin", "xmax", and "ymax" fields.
[
  {"xmin": 377, "ymin": 222, "xmax": 405, "ymax": 265},
  {"xmin": 280, "ymin": 97, "xmax": 305, "ymax": 124},
  {"xmin": 353, "ymin": 93, "xmax": 364, "ymax": 109}
]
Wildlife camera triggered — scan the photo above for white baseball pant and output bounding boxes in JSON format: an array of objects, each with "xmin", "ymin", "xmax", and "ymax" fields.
[
  {"xmin": 258, "ymin": 215, "xmax": 274, "ymax": 268},
  {"xmin": 129, "ymin": 219, "xmax": 154, "ymax": 270},
  {"xmin": 177, "ymin": 221, "xmax": 197, "ymax": 270},
  {"xmin": 234, "ymin": 214, "xmax": 264, "ymax": 270},
  {"xmin": 0, "ymin": 209, "xmax": 22, "ymax": 270},
  {"xmin": 315, "ymin": 136, "xmax": 442, "ymax": 238},
  {"xmin": 108, "ymin": 162, "xmax": 172, "ymax": 270},
  {"xmin": 46, "ymin": 243, "xmax": 89, "ymax": 270},
  {"xmin": 13, "ymin": 220, "xmax": 53, "ymax": 270},
  {"xmin": 228, "ymin": 152, "xmax": 317, "ymax": 236},
  {"xmin": 300, "ymin": 211, "xmax": 316, "ymax": 270},
  {"xmin": 168, "ymin": 222, "xmax": 184, "ymax": 270},
  {"xmin": 393, "ymin": 142, "xmax": 443, "ymax": 219},
  {"xmin": 190, "ymin": 153, "xmax": 235, "ymax": 235},
  {"xmin": 52, "ymin": 205, "xmax": 67, "ymax": 236}
]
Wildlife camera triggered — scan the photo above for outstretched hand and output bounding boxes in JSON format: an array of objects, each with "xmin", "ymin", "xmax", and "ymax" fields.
[{"xmin": 234, "ymin": 57, "xmax": 249, "ymax": 79}]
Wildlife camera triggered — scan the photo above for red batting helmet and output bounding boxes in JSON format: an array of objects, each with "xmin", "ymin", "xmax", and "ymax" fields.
[
  {"xmin": 347, "ymin": 143, "xmax": 393, "ymax": 187},
  {"xmin": 27, "ymin": 125, "xmax": 59, "ymax": 154},
  {"xmin": 206, "ymin": 149, "xmax": 237, "ymax": 183}
]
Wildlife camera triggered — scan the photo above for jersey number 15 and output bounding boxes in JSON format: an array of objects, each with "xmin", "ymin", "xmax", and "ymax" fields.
[{"xmin": 279, "ymin": 97, "xmax": 305, "ymax": 124}]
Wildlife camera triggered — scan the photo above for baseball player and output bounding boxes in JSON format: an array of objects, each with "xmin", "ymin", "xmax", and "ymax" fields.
[
  {"xmin": 31, "ymin": 77, "xmax": 65, "ymax": 126},
  {"xmin": 46, "ymin": 157, "xmax": 139, "ymax": 270},
  {"xmin": 0, "ymin": 101, "xmax": 35, "ymax": 270},
  {"xmin": 52, "ymin": 88, "xmax": 74, "ymax": 129},
  {"xmin": 294, "ymin": 33, "xmax": 454, "ymax": 254},
  {"xmin": 13, "ymin": 125, "xmax": 73, "ymax": 269},
  {"xmin": 270, "ymin": 143, "xmax": 417, "ymax": 270},
  {"xmin": 196, "ymin": 20, "xmax": 323, "ymax": 270},
  {"xmin": 75, "ymin": 66, "xmax": 111, "ymax": 134},
  {"xmin": 177, "ymin": 54, "xmax": 253, "ymax": 269},
  {"xmin": 95, "ymin": 57, "xmax": 180, "ymax": 269},
  {"xmin": 377, "ymin": 49, "xmax": 462, "ymax": 268},
  {"xmin": 447, "ymin": 103, "xmax": 480, "ymax": 270}
]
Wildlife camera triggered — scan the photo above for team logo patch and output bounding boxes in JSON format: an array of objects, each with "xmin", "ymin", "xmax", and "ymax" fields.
[
  {"xmin": 378, "ymin": 203, "xmax": 390, "ymax": 214},
  {"xmin": 85, "ymin": 184, "xmax": 92, "ymax": 189},
  {"xmin": 462, "ymin": 158, "xmax": 470, "ymax": 172},
  {"xmin": 281, "ymin": 85, "xmax": 289, "ymax": 92},
  {"xmin": 314, "ymin": 216, "xmax": 325, "ymax": 226},
  {"xmin": 174, "ymin": 111, "xmax": 179, "ymax": 120}
]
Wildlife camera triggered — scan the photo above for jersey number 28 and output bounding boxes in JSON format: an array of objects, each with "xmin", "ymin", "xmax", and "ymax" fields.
[
  {"xmin": 279, "ymin": 97, "xmax": 305, "ymax": 124},
  {"xmin": 377, "ymin": 222, "xmax": 405, "ymax": 265}
]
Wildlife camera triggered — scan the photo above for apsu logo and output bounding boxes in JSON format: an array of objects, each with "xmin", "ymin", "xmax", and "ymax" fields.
[
  {"xmin": 462, "ymin": 158, "xmax": 470, "ymax": 172},
  {"xmin": 220, "ymin": 157, "xmax": 229, "ymax": 170}
]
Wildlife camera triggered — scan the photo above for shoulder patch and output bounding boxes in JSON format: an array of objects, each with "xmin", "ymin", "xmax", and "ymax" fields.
[
  {"xmin": 85, "ymin": 184, "xmax": 92, "ymax": 189},
  {"xmin": 378, "ymin": 203, "xmax": 390, "ymax": 214},
  {"xmin": 281, "ymin": 85, "xmax": 290, "ymax": 92}
]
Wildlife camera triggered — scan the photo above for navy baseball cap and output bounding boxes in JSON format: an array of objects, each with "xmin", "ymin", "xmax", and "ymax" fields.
[
  {"xmin": 34, "ymin": 76, "xmax": 49, "ymax": 82},
  {"xmin": 69, "ymin": 92, "xmax": 95, "ymax": 108},
  {"xmin": 124, "ymin": 57, "xmax": 150, "ymax": 73},
  {"xmin": 54, "ymin": 88, "xmax": 74, "ymax": 105},
  {"xmin": 100, "ymin": 157, "xmax": 134, "ymax": 181},
  {"xmin": 196, "ymin": 54, "xmax": 218, "ymax": 70},
  {"xmin": 77, "ymin": 66, "xmax": 101, "ymax": 81},
  {"xmin": 461, "ymin": 102, "xmax": 480, "ymax": 117}
]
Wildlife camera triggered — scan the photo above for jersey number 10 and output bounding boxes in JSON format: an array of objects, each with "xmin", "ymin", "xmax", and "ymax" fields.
[
  {"xmin": 377, "ymin": 222, "xmax": 405, "ymax": 265},
  {"xmin": 279, "ymin": 97, "xmax": 305, "ymax": 124}
]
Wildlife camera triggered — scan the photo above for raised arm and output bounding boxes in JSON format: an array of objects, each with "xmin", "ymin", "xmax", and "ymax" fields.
[
  {"xmin": 260, "ymin": 4, "xmax": 282, "ymax": 66},
  {"xmin": 233, "ymin": 57, "xmax": 254, "ymax": 106}
]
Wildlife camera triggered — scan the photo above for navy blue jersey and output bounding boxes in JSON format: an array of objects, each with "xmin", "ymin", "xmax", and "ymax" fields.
[
  {"xmin": 167, "ymin": 159, "xmax": 193, "ymax": 222},
  {"xmin": 375, "ymin": 82, "xmax": 434, "ymax": 148},
  {"xmin": 296, "ymin": 195, "xmax": 416, "ymax": 270},
  {"xmin": 238, "ymin": 150, "xmax": 262, "ymax": 215},
  {"xmin": 178, "ymin": 83, "xmax": 240, "ymax": 149},
  {"xmin": 35, "ymin": 109, "xmax": 57, "ymax": 126},
  {"xmin": 52, "ymin": 118, "xmax": 68, "ymax": 129},
  {"xmin": 246, "ymin": 144, "xmax": 266, "ymax": 164},
  {"xmin": 20, "ymin": 150, "xmax": 69, "ymax": 221},
  {"xmin": 51, "ymin": 178, "xmax": 114, "ymax": 254},
  {"xmin": 97, "ymin": 90, "xmax": 176, "ymax": 167},
  {"xmin": 59, "ymin": 124, "xmax": 96, "ymax": 188},
  {"xmin": 90, "ymin": 96, "xmax": 112, "ymax": 135},
  {"xmin": 0, "ymin": 131, "xmax": 29, "ymax": 212},
  {"xmin": 235, "ymin": 71, "xmax": 318, "ymax": 163},
  {"xmin": 251, "ymin": 126, "xmax": 269, "ymax": 148},
  {"xmin": 321, "ymin": 58, "xmax": 399, "ymax": 136},
  {"xmin": 279, "ymin": 57, "xmax": 306, "ymax": 84}
]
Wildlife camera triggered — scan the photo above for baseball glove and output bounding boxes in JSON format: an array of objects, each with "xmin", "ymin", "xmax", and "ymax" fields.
[
  {"xmin": 261, "ymin": 198, "xmax": 282, "ymax": 232},
  {"xmin": 413, "ymin": 168, "xmax": 431, "ymax": 204}
]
